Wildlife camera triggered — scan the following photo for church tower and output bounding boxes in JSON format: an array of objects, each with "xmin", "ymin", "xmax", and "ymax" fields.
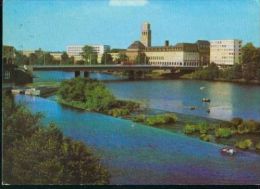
[{"xmin": 140, "ymin": 22, "xmax": 151, "ymax": 47}]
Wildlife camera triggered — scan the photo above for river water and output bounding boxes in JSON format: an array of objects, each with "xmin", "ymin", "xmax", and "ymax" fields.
[{"xmin": 13, "ymin": 71, "xmax": 260, "ymax": 184}]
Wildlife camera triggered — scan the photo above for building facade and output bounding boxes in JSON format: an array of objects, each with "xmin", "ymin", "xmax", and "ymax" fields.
[
  {"xmin": 50, "ymin": 52, "xmax": 63, "ymax": 61},
  {"xmin": 140, "ymin": 22, "xmax": 151, "ymax": 47},
  {"xmin": 66, "ymin": 44, "xmax": 110, "ymax": 63},
  {"xmin": 210, "ymin": 39, "xmax": 242, "ymax": 66},
  {"xmin": 145, "ymin": 42, "xmax": 200, "ymax": 67}
]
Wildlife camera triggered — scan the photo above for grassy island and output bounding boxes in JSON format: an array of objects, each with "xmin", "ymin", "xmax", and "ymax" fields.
[{"xmin": 57, "ymin": 77, "xmax": 139, "ymax": 117}]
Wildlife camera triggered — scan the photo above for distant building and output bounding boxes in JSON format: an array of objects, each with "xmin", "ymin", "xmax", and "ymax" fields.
[
  {"xmin": 210, "ymin": 39, "xmax": 242, "ymax": 66},
  {"xmin": 21, "ymin": 50, "xmax": 35, "ymax": 57},
  {"xmin": 124, "ymin": 22, "xmax": 209, "ymax": 67},
  {"xmin": 145, "ymin": 41, "xmax": 200, "ymax": 67},
  {"xmin": 140, "ymin": 22, "xmax": 151, "ymax": 47},
  {"xmin": 126, "ymin": 41, "xmax": 146, "ymax": 63},
  {"xmin": 50, "ymin": 52, "xmax": 63, "ymax": 61},
  {"xmin": 66, "ymin": 44, "xmax": 110, "ymax": 63}
]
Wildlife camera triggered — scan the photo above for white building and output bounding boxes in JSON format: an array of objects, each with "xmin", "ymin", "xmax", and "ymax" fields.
[
  {"xmin": 210, "ymin": 39, "xmax": 242, "ymax": 66},
  {"xmin": 66, "ymin": 44, "xmax": 110, "ymax": 63},
  {"xmin": 145, "ymin": 43, "xmax": 201, "ymax": 67}
]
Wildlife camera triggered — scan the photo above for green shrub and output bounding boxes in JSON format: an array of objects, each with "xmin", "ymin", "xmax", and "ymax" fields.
[
  {"xmin": 197, "ymin": 122, "xmax": 209, "ymax": 134},
  {"xmin": 231, "ymin": 117, "xmax": 243, "ymax": 127},
  {"xmin": 132, "ymin": 114, "xmax": 146, "ymax": 122},
  {"xmin": 183, "ymin": 124, "xmax": 197, "ymax": 134},
  {"xmin": 243, "ymin": 120, "xmax": 260, "ymax": 133},
  {"xmin": 255, "ymin": 142, "xmax": 260, "ymax": 150},
  {"xmin": 235, "ymin": 139, "xmax": 253, "ymax": 150},
  {"xmin": 145, "ymin": 113, "xmax": 177, "ymax": 126},
  {"xmin": 215, "ymin": 128, "xmax": 232, "ymax": 138},
  {"xmin": 108, "ymin": 108, "xmax": 130, "ymax": 117},
  {"xmin": 200, "ymin": 134, "xmax": 213, "ymax": 142}
]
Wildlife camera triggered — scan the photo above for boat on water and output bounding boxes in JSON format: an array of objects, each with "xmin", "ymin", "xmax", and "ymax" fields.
[
  {"xmin": 202, "ymin": 98, "xmax": 211, "ymax": 102},
  {"xmin": 206, "ymin": 109, "xmax": 210, "ymax": 113},
  {"xmin": 25, "ymin": 88, "xmax": 40, "ymax": 96},
  {"xmin": 221, "ymin": 147, "xmax": 236, "ymax": 156},
  {"xmin": 190, "ymin": 106, "xmax": 196, "ymax": 110}
]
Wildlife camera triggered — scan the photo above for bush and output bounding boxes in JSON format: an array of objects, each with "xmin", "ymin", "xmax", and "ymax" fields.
[
  {"xmin": 197, "ymin": 122, "xmax": 210, "ymax": 134},
  {"xmin": 108, "ymin": 108, "xmax": 130, "ymax": 117},
  {"xmin": 132, "ymin": 114, "xmax": 146, "ymax": 122},
  {"xmin": 183, "ymin": 124, "xmax": 197, "ymax": 134},
  {"xmin": 231, "ymin": 117, "xmax": 243, "ymax": 127},
  {"xmin": 215, "ymin": 128, "xmax": 232, "ymax": 138},
  {"xmin": 145, "ymin": 113, "xmax": 177, "ymax": 126},
  {"xmin": 235, "ymin": 139, "xmax": 253, "ymax": 150},
  {"xmin": 200, "ymin": 134, "xmax": 213, "ymax": 142},
  {"xmin": 255, "ymin": 142, "xmax": 260, "ymax": 150}
]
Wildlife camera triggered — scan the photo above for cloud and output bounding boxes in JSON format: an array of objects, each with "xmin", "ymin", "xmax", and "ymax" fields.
[{"xmin": 109, "ymin": 0, "xmax": 149, "ymax": 7}]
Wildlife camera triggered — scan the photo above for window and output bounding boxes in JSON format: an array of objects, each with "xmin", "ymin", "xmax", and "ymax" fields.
[{"xmin": 4, "ymin": 71, "xmax": 11, "ymax": 79}]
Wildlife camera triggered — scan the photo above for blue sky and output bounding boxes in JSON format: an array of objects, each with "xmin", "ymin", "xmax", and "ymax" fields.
[{"xmin": 3, "ymin": 0, "xmax": 260, "ymax": 51}]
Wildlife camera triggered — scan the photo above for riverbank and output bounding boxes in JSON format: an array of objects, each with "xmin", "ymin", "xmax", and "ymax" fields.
[{"xmin": 180, "ymin": 74, "xmax": 260, "ymax": 85}]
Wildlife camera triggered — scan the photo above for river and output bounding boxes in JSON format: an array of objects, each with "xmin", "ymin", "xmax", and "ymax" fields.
[{"xmin": 13, "ymin": 71, "xmax": 260, "ymax": 184}]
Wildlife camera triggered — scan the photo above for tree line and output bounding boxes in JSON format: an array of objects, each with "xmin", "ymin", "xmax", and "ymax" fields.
[{"xmin": 3, "ymin": 93, "xmax": 110, "ymax": 184}]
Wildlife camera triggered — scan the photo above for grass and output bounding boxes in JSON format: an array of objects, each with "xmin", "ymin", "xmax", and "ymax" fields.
[{"xmin": 25, "ymin": 81, "xmax": 61, "ymax": 88}]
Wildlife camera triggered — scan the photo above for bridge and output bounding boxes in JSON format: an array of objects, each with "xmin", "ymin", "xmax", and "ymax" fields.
[
  {"xmin": 31, "ymin": 64, "xmax": 197, "ymax": 78},
  {"xmin": 32, "ymin": 64, "xmax": 197, "ymax": 71}
]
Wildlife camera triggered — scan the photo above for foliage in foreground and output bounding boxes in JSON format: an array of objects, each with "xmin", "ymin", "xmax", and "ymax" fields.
[{"xmin": 3, "ymin": 95, "xmax": 109, "ymax": 184}]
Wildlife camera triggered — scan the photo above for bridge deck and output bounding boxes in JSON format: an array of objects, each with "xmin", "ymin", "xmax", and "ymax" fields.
[{"xmin": 32, "ymin": 64, "xmax": 198, "ymax": 71}]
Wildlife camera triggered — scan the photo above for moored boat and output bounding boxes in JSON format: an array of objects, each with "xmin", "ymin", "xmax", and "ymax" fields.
[
  {"xmin": 221, "ymin": 147, "xmax": 236, "ymax": 156},
  {"xmin": 202, "ymin": 98, "xmax": 211, "ymax": 102}
]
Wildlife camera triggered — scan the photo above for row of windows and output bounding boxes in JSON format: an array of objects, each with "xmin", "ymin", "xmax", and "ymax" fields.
[{"xmin": 149, "ymin": 62, "xmax": 200, "ymax": 66}]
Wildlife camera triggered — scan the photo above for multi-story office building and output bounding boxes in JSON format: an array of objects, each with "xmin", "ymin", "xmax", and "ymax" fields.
[
  {"xmin": 67, "ymin": 44, "xmax": 110, "ymax": 63},
  {"xmin": 210, "ymin": 39, "xmax": 242, "ymax": 66}
]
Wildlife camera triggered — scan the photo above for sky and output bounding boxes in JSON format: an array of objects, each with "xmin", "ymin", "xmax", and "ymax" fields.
[{"xmin": 3, "ymin": 0, "xmax": 260, "ymax": 51}]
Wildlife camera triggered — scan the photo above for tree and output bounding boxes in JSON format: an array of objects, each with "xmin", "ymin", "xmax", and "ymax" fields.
[
  {"xmin": 241, "ymin": 43, "xmax": 256, "ymax": 64},
  {"xmin": 101, "ymin": 53, "xmax": 113, "ymax": 64},
  {"xmin": 14, "ymin": 51, "xmax": 29, "ymax": 65},
  {"xmin": 2, "ymin": 94, "xmax": 110, "ymax": 184},
  {"xmin": 61, "ymin": 52, "xmax": 69, "ymax": 64},
  {"xmin": 118, "ymin": 53, "xmax": 128, "ymax": 64},
  {"xmin": 81, "ymin": 46, "xmax": 97, "ymax": 64},
  {"xmin": 135, "ymin": 53, "xmax": 148, "ymax": 64}
]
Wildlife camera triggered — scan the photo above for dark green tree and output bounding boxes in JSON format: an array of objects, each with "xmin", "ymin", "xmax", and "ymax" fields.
[
  {"xmin": 81, "ymin": 46, "xmax": 97, "ymax": 64},
  {"xmin": 101, "ymin": 53, "xmax": 113, "ymax": 64}
]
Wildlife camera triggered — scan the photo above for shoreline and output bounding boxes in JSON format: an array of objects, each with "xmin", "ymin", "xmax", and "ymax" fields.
[{"xmin": 52, "ymin": 95, "xmax": 260, "ymax": 155}]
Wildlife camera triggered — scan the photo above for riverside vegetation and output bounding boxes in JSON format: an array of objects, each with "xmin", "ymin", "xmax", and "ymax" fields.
[
  {"xmin": 57, "ymin": 77, "xmax": 260, "ymax": 154},
  {"xmin": 57, "ymin": 77, "xmax": 139, "ymax": 117},
  {"xmin": 3, "ymin": 94, "xmax": 109, "ymax": 184}
]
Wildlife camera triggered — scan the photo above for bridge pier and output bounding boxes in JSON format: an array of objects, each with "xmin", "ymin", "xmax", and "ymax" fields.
[
  {"xmin": 84, "ymin": 71, "xmax": 89, "ymax": 78},
  {"xmin": 75, "ymin": 71, "xmax": 80, "ymax": 77}
]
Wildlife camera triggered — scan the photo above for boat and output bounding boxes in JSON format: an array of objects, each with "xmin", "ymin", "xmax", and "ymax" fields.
[
  {"xmin": 200, "ymin": 86, "xmax": 205, "ymax": 90},
  {"xmin": 11, "ymin": 89, "xmax": 23, "ymax": 94},
  {"xmin": 202, "ymin": 98, "xmax": 211, "ymax": 102},
  {"xmin": 206, "ymin": 109, "xmax": 210, "ymax": 113},
  {"xmin": 221, "ymin": 147, "xmax": 236, "ymax": 156},
  {"xmin": 25, "ymin": 88, "xmax": 40, "ymax": 96},
  {"xmin": 190, "ymin": 106, "xmax": 196, "ymax": 110}
]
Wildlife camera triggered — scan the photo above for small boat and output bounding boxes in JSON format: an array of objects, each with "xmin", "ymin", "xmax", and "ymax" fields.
[
  {"xmin": 200, "ymin": 86, "xmax": 205, "ymax": 90},
  {"xmin": 202, "ymin": 98, "xmax": 211, "ymax": 102},
  {"xmin": 206, "ymin": 109, "xmax": 210, "ymax": 113},
  {"xmin": 221, "ymin": 147, "xmax": 236, "ymax": 156},
  {"xmin": 190, "ymin": 106, "xmax": 196, "ymax": 110}
]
